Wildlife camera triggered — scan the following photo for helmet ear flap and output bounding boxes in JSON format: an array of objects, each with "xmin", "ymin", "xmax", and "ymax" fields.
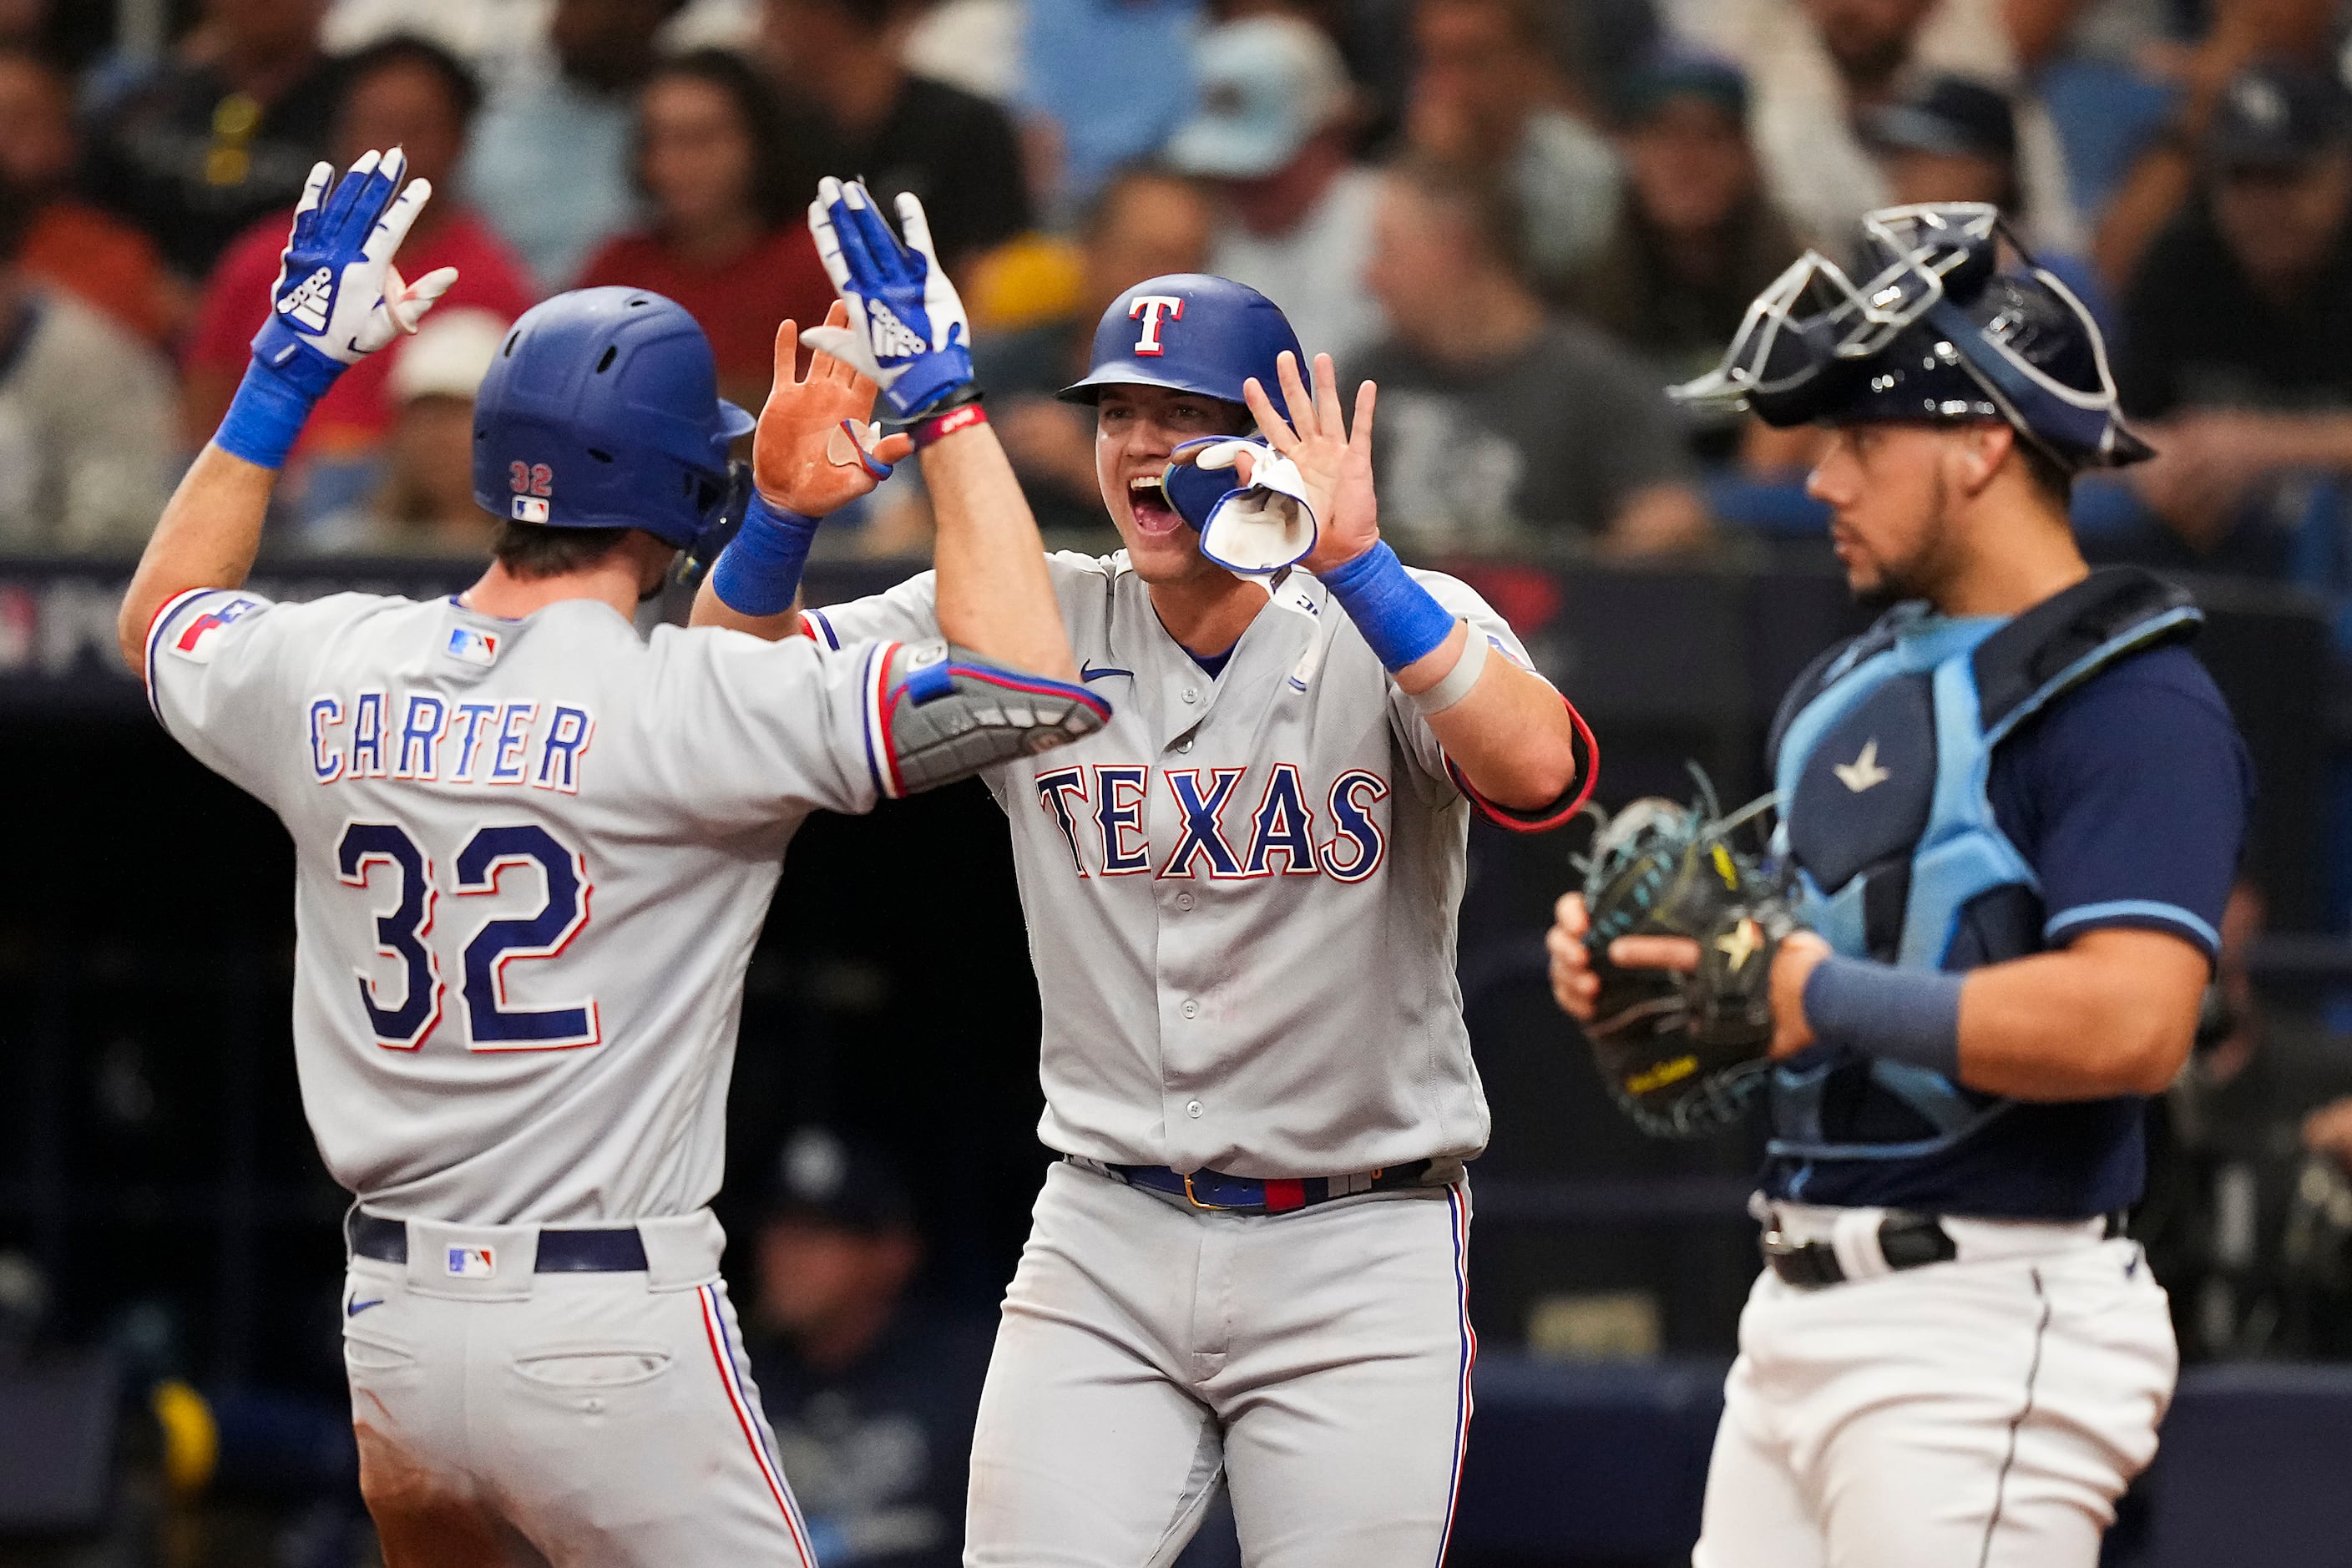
[{"xmin": 673, "ymin": 462, "xmax": 756, "ymax": 591}]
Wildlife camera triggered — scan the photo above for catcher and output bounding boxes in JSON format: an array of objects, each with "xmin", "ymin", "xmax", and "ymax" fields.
[{"xmin": 1548, "ymin": 204, "xmax": 2249, "ymax": 1567}]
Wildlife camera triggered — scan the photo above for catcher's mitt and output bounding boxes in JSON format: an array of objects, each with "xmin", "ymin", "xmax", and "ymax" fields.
[{"xmin": 1576, "ymin": 777, "xmax": 1795, "ymax": 1138}]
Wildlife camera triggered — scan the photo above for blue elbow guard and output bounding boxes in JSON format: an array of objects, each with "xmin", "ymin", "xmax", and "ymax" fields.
[
  {"xmin": 1318, "ymin": 541, "xmax": 1457, "ymax": 672},
  {"xmin": 711, "ymin": 493, "xmax": 821, "ymax": 617}
]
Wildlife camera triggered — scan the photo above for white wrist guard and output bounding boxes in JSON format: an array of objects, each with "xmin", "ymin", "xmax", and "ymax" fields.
[{"xmin": 1406, "ymin": 622, "xmax": 1486, "ymax": 716}]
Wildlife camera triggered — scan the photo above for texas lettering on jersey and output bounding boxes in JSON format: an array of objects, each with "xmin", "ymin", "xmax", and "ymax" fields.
[{"xmin": 1033, "ymin": 761, "xmax": 1389, "ymax": 883}]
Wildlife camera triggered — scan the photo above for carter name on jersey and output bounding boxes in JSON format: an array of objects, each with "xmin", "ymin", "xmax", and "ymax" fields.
[{"xmin": 308, "ymin": 688, "xmax": 596, "ymax": 792}]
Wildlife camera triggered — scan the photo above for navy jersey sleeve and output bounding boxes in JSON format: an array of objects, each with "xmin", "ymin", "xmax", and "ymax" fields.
[{"xmin": 1988, "ymin": 644, "xmax": 2252, "ymax": 961}]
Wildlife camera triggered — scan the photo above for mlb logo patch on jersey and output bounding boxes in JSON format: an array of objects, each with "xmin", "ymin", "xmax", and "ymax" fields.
[
  {"xmin": 445, "ymin": 1245, "xmax": 497, "ymax": 1278},
  {"xmin": 169, "ymin": 596, "xmax": 261, "ymax": 665},
  {"xmin": 447, "ymin": 626, "xmax": 501, "ymax": 666},
  {"xmin": 511, "ymin": 496, "xmax": 549, "ymax": 523}
]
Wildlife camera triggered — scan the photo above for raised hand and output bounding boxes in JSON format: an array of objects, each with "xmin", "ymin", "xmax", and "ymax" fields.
[
  {"xmin": 802, "ymin": 176, "xmax": 974, "ymax": 421},
  {"xmin": 1242, "ymin": 351, "xmax": 1379, "ymax": 576},
  {"xmin": 250, "ymin": 149, "xmax": 458, "ymax": 397},
  {"xmin": 753, "ymin": 301, "xmax": 918, "ymax": 517}
]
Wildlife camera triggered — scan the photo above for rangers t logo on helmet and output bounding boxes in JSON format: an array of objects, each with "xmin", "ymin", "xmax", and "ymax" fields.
[{"xmin": 1128, "ymin": 296, "xmax": 1186, "ymax": 356}]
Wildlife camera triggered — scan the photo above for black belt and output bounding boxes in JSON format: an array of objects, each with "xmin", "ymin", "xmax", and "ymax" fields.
[
  {"xmin": 1090, "ymin": 1158, "xmax": 1435, "ymax": 1214},
  {"xmin": 1761, "ymin": 1209, "xmax": 2127, "ymax": 1289},
  {"xmin": 347, "ymin": 1212, "xmax": 649, "ymax": 1272}
]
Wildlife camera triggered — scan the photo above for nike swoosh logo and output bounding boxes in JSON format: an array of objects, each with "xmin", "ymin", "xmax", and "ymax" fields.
[
  {"xmin": 1080, "ymin": 663, "xmax": 1133, "ymax": 683},
  {"xmin": 346, "ymin": 1297, "xmax": 385, "ymax": 1317},
  {"xmin": 1832, "ymin": 738, "xmax": 1891, "ymax": 793}
]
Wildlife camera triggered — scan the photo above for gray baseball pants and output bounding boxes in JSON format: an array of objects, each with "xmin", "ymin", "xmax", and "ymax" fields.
[
  {"xmin": 965, "ymin": 1159, "xmax": 1476, "ymax": 1568},
  {"xmin": 338, "ymin": 1209, "xmax": 816, "ymax": 1566}
]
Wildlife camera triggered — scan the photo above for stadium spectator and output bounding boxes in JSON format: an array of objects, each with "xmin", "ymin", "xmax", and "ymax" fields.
[
  {"xmin": 1864, "ymin": 72, "xmax": 2110, "ymax": 335},
  {"xmin": 1355, "ymin": 154, "xmax": 1710, "ymax": 558},
  {"xmin": 1164, "ymin": 13, "xmax": 1386, "ymax": 367},
  {"xmin": 974, "ymin": 164, "xmax": 1213, "ymax": 535},
  {"xmin": 181, "ymin": 36, "xmax": 535, "ymax": 465},
  {"xmin": 904, "ymin": 0, "xmax": 1024, "ymax": 104},
  {"xmin": 463, "ymin": 0, "xmax": 685, "ymax": 291},
  {"xmin": 2086, "ymin": 0, "xmax": 2335, "ymax": 290},
  {"xmin": 83, "ymin": 0, "xmax": 343, "ymax": 281},
  {"xmin": 2115, "ymin": 60, "xmax": 2352, "ymax": 568},
  {"xmin": 0, "ymin": 176, "xmax": 173, "ymax": 556},
  {"xmin": 1404, "ymin": 0, "xmax": 1621, "ymax": 291},
  {"xmin": 1674, "ymin": 0, "xmax": 2081, "ymax": 255},
  {"xmin": 1563, "ymin": 53, "xmax": 1801, "ymax": 466},
  {"xmin": 741, "ymin": 1129, "xmax": 992, "ymax": 1568},
  {"xmin": 757, "ymin": 0, "xmax": 1031, "ymax": 277},
  {"xmin": 1015, "ymin": 0, "xmax": 1201, "ymax": 219},
  {"xmin": 305, "ymin": 308, "xmax": 505, "ymax": 556},
  {"xmin": 574, "ymin": 49, "xmax": 834, "ymax": 411},
  {"xmin": 0, "ymin": 48, "xmax": 185, "ymax": 345}
]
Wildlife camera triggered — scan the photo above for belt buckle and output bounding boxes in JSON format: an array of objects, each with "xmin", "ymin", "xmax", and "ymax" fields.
[{"xmin": 1181, "ymin": 1172, "xmax": 1246, "ymax": 1211}]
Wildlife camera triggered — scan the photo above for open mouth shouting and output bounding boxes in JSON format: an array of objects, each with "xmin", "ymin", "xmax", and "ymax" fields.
[{"xmin": 1126, "ymin": 473, "xmax": 1184, "ymax": 537}]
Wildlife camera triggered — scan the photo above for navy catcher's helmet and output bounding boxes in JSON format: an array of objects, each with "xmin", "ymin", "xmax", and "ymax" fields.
[
  {"xmin": 1672, "ymin": 204, "xmax": 2151, "ymax": 471},
  {"xmin": 1058, "ymin": 274, "xmax": 1307, "ymax": 407},
  {"xmin": 473, "ymin": 286, "xmax": 756, "ymax": 550}
]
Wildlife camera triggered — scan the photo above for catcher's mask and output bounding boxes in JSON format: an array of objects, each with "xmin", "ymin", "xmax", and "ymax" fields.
[{"xmin": 1670, "ymin": 203, "xmax": 2152, "ymax": 473}]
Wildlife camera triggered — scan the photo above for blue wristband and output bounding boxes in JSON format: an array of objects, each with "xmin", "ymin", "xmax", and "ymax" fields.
[
  {"xmin": 213, "ymin": 354, "xmax": 338, "ymax": 470},
  {"xmin": 1801, "ymin": 954, "xmax": 1965, "ymax": 1080},
  {"xmin": 710, "ymin": 493, "xmax": 821, "ymax": 616},
  {"xmin": 1318, "ymin": 541, "xmax": 1458, "ymax": 672}
]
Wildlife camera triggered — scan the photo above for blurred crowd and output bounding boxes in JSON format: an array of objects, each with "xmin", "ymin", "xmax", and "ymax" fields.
[{"xmin": 5, "ymin": 0, "xmax": 2352, "ymax": 574}]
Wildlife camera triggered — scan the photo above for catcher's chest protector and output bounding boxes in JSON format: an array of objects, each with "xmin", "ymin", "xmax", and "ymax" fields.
[{"xmin": 1763, "ymin": 567, "xmax": 2200, "ymax": 1162}]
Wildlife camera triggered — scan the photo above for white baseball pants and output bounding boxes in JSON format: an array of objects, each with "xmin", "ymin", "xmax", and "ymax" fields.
[
  {"xmin": 964, "ymin": 1159, "xmax": 1476, "ymax": 1568},
  {"xmin": 338, "ymin": 1210, "xmax": 816, "ymax": 1567},
  {"xmin": 1693, "ymin": 1221, "xmax": 2177, "ymax": 1568}
]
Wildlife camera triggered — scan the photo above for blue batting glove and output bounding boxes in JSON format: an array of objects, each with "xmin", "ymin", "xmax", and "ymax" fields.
[
  {"xmin": 802, "ymin": 176, "xmax": 974, "ymax": 420},
  {"xmin": 217, "ymin": 148, "xmax": 460, "ymax": 469}
]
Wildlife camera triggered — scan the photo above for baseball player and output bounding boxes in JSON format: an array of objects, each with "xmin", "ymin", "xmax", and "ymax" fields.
[
  {"xmin": 112, "ymin": 152, "xmax": 1105, "ymax": 1565},
  {"xmin": 1547, "ymin": 204, "xmax": 2253, "ymax": 1566},
  {"xmin": 696, "ymin": 178, "xmax": 1595, "ymax": 1566}
]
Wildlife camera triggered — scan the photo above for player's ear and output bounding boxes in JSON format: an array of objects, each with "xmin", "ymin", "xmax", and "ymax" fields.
[{"xmin": 1956, "ymin": 422, "xmax": 2011, "ymax": 498}]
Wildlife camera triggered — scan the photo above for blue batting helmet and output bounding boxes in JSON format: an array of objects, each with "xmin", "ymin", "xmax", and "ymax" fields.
[
  {"xmin": 472, "ymin": 286, "xmax": 757, "ymax": 549},
  {"xmin": 1058, "ymin": 274, "xmax": 1307, "ymax": 407},
  {"xmin": 1672, "ymin": 204, "xmax": 2151, "ymax": 471}
]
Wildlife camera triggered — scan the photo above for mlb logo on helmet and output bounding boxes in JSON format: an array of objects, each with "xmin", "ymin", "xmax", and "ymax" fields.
[
  {"xmin": 446, "ymin": 1246, "xmax": 497, "ymax": 1278},
  {"xmin": 507, "ymin": 458, "xmax": 554, "ymax": 522}
]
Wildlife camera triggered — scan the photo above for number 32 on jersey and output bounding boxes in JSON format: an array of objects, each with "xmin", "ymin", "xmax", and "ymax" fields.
[{"xmin": 335, "ymin": 821, "xmax": 597, "ymax": 1052}]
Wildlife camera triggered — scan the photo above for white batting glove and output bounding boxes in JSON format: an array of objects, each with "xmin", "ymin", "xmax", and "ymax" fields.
[
  {"xmin": 802, "ymin": 176, "xmax": 975, "ymax": 420},
  {"xmin": 1165, "ymin": 436, "xmax": 1320, "ymax": 579},
  {"xmin": 250, "ymin": 149, "xmax": 459, "ymax": 394}
]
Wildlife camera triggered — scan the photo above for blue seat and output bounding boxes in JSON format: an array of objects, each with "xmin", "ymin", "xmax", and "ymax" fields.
[{"xmin": 1703, "ymin": 475, "xmax": 1828, "ymax": 537}]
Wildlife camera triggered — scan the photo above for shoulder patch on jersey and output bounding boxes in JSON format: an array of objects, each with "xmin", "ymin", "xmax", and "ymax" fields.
[
  {"xmin": 446, "ymin": 626, "xmax": 502, "ymax": 667},
  {"xmin": 168, "ymin": 595, "xmax": 263, "ymax": 665}
]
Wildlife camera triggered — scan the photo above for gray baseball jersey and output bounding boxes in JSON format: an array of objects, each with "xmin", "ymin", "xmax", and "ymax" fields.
[
  {"xmin": 146, "ymin": 584, "xmax": 899, "ymax": 1226},
  {"xmin": 807, "ymin": 549, "xmax": 1550, "ymax": 1178}
]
